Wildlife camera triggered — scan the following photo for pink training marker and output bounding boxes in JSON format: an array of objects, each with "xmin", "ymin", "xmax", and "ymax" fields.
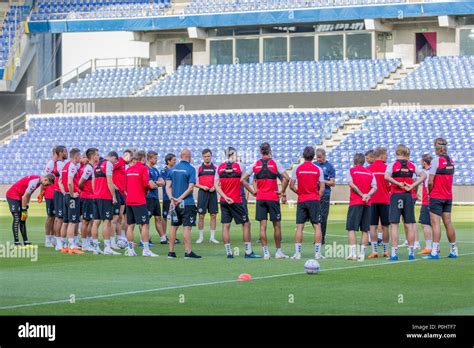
[{"xmin": 238, "ymin": 273, "xmax": 253, "ymax": 281}]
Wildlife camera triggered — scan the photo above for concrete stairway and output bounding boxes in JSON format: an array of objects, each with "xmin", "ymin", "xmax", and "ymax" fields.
[{"xmin": 375, "ymin": 64, "xmax": 418, "ymax": 90}]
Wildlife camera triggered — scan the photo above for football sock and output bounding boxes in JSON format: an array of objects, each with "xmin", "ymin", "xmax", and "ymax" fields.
[
  {"xmin": 19, "ymin": 221, "xmax": 29, "ymax": 243},
  {"xmin": 276, "ymin": 248, "xmax": 282, "ymax": 254},
  {"xmin": 314, "ymin": 243, "xmax": 321, "ymax": 256},
  {"xmin": 160, "ymin": 235, "xmax": 167, "ymax": 242},
  {"xmin": 61, "ymin": 237, "xmax": 66, "ymax": 246},
  {"xmin": 383, "ymin": 243, "xmax": 388, "ymax": 253},
  {"xmin": 68, "ymin": 238, "xmax": 75, "ymax": 248},
  {"xmin": 128, "ymin": 241, "xmax": 134, "ymax": 250},
  {"xmin": 210, "ymin": 230, "xmax": 216, "ymax": 240},
  {"xmin": 104, "ymin": 239, "xmax": 111, "ymax": 249},
  {"xmin": 371, "ymin": 242, "xmax": 377, "ymax": 253},
  {"xmin": 244, "ymin": 242, "xmax": 252, "ymax": 255},
  {"xmin": 143, "ymin": 242, "xmax": 150, "ymax": 251},
  {"xmin": 11, "ymin": 212, "xmax": 20, "ymax": 243},
  {"xmin": 295, "ymin": 243, "xmax": 302, "ymax": 254},
  {"xmin": 391, "ymin": 246, "xmax": 398, "ymax": 257},
  {"xmin": 431, "ymin": 242, "xmax": 439, "ymax": 256},
  {"xmin": 349, "ymin": 244, "xmax": 356, "ymax": 257},
  {"xmin": 263, "ymin": 246, "xmax": 270, "ymax": 257},
  {"xmin": 414, "ymin": 241, "xmax": 421, "ymax": 249},
  {"xmin": 93, "ymin": 239, "xmax": 99, "ymax": 248},
  {"xmin": 426, "ymin": 239, "xmax": 432, "ymax": 250},
  {"xmin": 377, "ymin": 232, "xmax": 382, "ymax": 240},
  {"xmin": 74, "ymin": 235, "xmax": 79, "ymax": 245},
  {"xmin": 198, "ymin": 230, "xmax": 204, "ymax": 240},
  {"xmin": 120, "ymin": 230, "xmax": 126, "ymax": 238},
  {"xmin": 450, "ymin": 242, "xmax": 457, "ymax": 255},
  {"xmin": 224, "ymin": 243, "xmax": 232, "ymax": 255},
  {"xmin": 360, "ymin": 245, "xmax": 367, "ymax": 257},
  {"xmin": 408, "ymin": 245, "xmax": 414, "ymax": 256},
  {"xmin": 56, "ymin": 237, "xmax": 62, "ymax": 248}
]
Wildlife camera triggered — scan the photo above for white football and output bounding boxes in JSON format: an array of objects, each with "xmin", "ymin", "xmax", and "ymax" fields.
[
  {"xmin": 117, "ymin": 239, "xmax": 128, "ymax": 249},
  {"xmin": 304, "ymin": 259, "xmax": 320, "ymax": 274}
]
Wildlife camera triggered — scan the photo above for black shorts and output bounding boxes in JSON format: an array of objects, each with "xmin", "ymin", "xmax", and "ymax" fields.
[
  {"xmin": 429, "ymin": 198, "xmax": 452, "ymax": 216},
  {"xmin": 64, "ymin": 195, "xmax": 80, "ymax": 224},
  {"xmin": 255, "ymin": 200, "xmax": 281, "ymax": 222},
  {"xmin": 370, "ymin": 203, "xmax": 389, "ymax": 226},
  {"xmin": 389, "ymin": 192, "xmax": 416, "ymax": 224},
  {"xmin": 45, "ymin": 198, "xmax": 55, "ymax": 217},
  {"xmin": 296, "ymin": 200, "xmax": 321, "ymax": 225},
  {"xmin": 162, "ymin": 200, "xmax": 171, "ymax": 219},
  {"xmin": 126, "ymin": 204, "xmax": 150, "ymax": 225},
  {"xmin": 197, "ymin": 190, "xmax": 218, "ymax": 215},
  {"xmin": 146, "ymin": 197, "xmax": 162, "ymax": 217},
  {"xmin": 419, "ymin": 205, "xmax": 431, "ymax": 226},
  {"xmin": 96, "ymin": 199, "xmax": 114, "ymax": 221},
  {"xmin": 172, "ymin": 205, "xmax": 197, "ymax": 227},
  {"xmin": 220, "ymin": 202, "xmax": 249, "ymax": 225},
  {"xmin": 54, "ymin": 191, "xmax": 64, "ymax": 218},
  {"xmin": 113, "ymin": 191, "xmax": 124, "ymax": 215},
  {"xmin": 346, "ymin": 204, "xmax": 371, "ymax": 232},
  {"xmin": 81, "ymin": 198, "xmax": 95, "ymax": 221},
  {"xmin": 6, "ymin": 197, "xmax": 21, "ymax": 214}
]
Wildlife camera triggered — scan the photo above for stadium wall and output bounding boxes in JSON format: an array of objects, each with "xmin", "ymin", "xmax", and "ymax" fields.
[
  {"xmin": 36, "ymin": 89, "xmax": 474, "ymax": 113},
  {"xmin": 0, "ymin": 184, "xmax": 472, "ymax": 204},
  {"xmin": 61, "ymin": 32, "xmax": 150, "ymax": 74}
]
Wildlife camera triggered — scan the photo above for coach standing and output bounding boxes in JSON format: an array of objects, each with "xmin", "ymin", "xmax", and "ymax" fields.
[{"xmin": 315, "ymin": 148, "xmax": 336, "ymax": 245}]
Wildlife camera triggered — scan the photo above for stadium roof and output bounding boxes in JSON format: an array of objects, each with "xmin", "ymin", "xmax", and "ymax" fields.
[{"xmin": 27, "ymin": 1, "xmax": 474, "ymax": 33}]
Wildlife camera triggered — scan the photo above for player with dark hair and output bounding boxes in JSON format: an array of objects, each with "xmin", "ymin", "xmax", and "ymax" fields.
[
  {"xmin": 161, "ymin": 153, "xmax": 178, "ymax": 243},
  {"xmin": 195, "ymin": 148, "xmax": 219, "ymax": 244},
  {"xmin": 6, "ymin": 174, "xmax": 54, "ymax": 246},
  {"xmin": 78, "ymin": 148, "xmax": 98, "ymax": 252},
  {"xmin": 241, "ymin": 142, "xmax": 290, "ymax": 260},
  {"xmin": 145, "ymin": 150, "xmax": 167, "ymax": 245},
  {"xmin": 60, "ymin": 148, "xmax": 84, "ymax": 254},
  {"xmin": 315, "ymin": 148, "xmax": 336, "ymax": 245},
  {"xmin": 365, "ymin": 149, "xmax": 375, "ymax": 166},
  {"xmin": 385, "ymin": 144, "xmax": 426, "ymax": 261},
  {"xmin": 52, "ymin": 145, "xmax": 68, "ymax": 251},
  {"xmin": 215, "ymin": 147, "xmax": 260, "ymax": 259},
  {"xmin": 125, "ymin": 150, "xmax": 157, "ymax": 257},
  {"xmin": 289, "ymin": 146, "xmax": 325, "ymax": 260},
  {"xmin": 345, "ymin": 153, "xmax": 377, "ymax": 261},
  {"xmin": 425, "ymin": 138, "xmax": 458, "ymax": 259}
]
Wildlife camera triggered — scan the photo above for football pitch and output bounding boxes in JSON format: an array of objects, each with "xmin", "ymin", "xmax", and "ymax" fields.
[{"xmin": 0, "ymin": 202, "xmax": 473, "ymax": 316}]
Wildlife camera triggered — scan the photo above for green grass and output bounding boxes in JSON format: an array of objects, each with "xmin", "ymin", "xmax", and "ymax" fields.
[{"xmin": 0, "ymin": 202, "xmax": 473, "ymax": 315}]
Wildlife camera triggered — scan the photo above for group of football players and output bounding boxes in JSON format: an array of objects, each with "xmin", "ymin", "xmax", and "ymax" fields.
[{"xmin": 5, "ymin": 137, "xmax": 457, "ymax": 261}]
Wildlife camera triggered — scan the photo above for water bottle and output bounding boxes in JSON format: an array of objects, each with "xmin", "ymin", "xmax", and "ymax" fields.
[{"xmin": 171, "ymin": 206, "xmax": 179, "ymax": 224}]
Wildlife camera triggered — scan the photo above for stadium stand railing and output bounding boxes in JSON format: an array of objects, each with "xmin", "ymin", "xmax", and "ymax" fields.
[
  {"xmin": 0, "ymin": 112, "xmax": 27, "ymax": 145},
  {"xmin": 393, "ymin": 55, "xmax": 474, "ymax": 90},
  {"xmin": 35, "ymin": 57, "xmax": 158, "ymax": 100}
]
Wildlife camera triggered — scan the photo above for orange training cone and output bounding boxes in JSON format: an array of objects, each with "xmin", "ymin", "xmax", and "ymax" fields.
[{"xmin": 238, "ymin": 273, "xmax": 253, "ymax": 281}]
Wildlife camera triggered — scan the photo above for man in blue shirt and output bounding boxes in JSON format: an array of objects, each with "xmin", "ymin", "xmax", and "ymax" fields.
[
  {"xmin": 165, "ymin": 149, "xmax": 201, "ymax": 259},
  {"xmin": 160, "ymin": 153, "xmax": 179, "ymax": 243},
  {"xmin": 316, "ymin": 148, "xmax": 336, "ymax": 245},
  {"xmin": 144, "ymin": 151, "xmax": 168, "ymax": 246}
]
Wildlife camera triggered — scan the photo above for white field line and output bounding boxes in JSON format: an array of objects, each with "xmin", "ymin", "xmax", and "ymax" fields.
[{"xmin": 1, "ymin": 252, "xmax": 473, "ymax": 311}]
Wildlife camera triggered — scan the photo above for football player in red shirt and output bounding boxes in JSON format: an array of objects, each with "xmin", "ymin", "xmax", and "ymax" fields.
[
  {"xmin": 195, "ymin": 149, "xmax": 219, "ymax": 244},
  {"xmin": 345, "ymin": 153, "xmax": 377, "ymax": 261},
  {"xmin": 289, "ymin": 146, "xmax": 325, "ymax": 260},
  {"xmin": 241, "ymin": 142, "xmax": 290, "ymax": 260},
  {"xmin": 214, "ymin": 147, "xmax": 260, "ymax": 259},
  {"xmin": 125, "ymin": 150, "xmax": 157, "ymax": 257},
  {"xmin": 426, "ymin": 138, "xmax": 457, "ymax": 259},
  {"xmin": 6, "ymin": 174, "xmax": 54, "ymax": 246},
  {"xmin": 385, "ymin": 144, "xmax": 426, "ymax": 261}
]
